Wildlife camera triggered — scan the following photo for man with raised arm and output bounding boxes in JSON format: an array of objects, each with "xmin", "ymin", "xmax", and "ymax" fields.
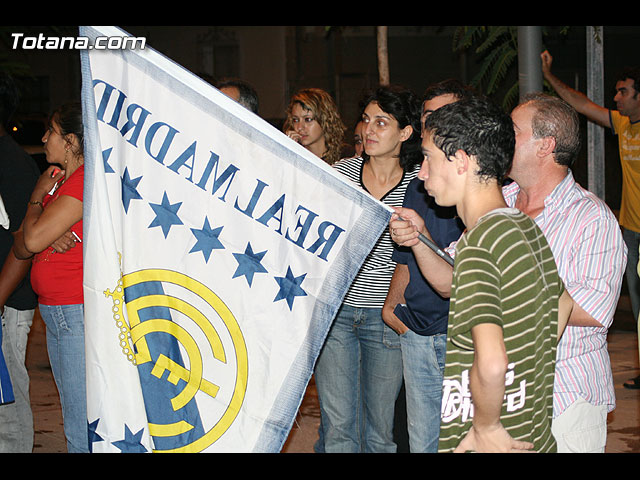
[{"xmin": 541, "ymin": 51, "xmax": 640, "ymax": 392}]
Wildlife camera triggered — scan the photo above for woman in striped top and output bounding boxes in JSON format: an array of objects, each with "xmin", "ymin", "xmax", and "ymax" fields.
[{"xmin": 314, "ymin": 84, "xmax": 422, "ymax": 452}]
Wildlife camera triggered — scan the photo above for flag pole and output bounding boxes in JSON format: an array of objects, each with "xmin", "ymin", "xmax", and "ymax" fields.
[
  {"xmin": 417, "ymin": 232, "xmax": 454, "ymax": 266},
  {"xmin": 396, "ymin": 216, "xmax": 455, "ymax": 266}
]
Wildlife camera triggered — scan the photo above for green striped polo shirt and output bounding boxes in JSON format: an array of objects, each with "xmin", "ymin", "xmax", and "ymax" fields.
[{"xmin": 438, "ymin": 208, "xmax": 561, "ymax": 453}]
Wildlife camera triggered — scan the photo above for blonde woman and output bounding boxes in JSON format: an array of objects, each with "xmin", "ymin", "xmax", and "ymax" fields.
[{"xmin": 284, "ymin": 88, "xmax": 346, "ymax": 165}]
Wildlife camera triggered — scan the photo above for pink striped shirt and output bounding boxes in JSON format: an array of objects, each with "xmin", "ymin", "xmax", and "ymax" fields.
[
  {"xmin": 444, "ymin": 171, "xmax": 627, "ymax": 416},
  {"xmin": 503, "ymin": 172, "xmax": 626, "ymax": 416}
]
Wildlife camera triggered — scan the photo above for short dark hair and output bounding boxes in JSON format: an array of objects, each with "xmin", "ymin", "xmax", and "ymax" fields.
[
  {"xmin": 217, "ymin": 78, "xmax": 259, "ymax": 114},
  {"xmin": 617, "ymin": 67, "xmax": 640, "ymax": 98},
  {"xmin": 422, "ymin": 78, "xmax": 473, "ymax": 103},
  {"xmin": 0, "ymin": 73, "xmax": 19, "ymax": 129},
  {"xmin": 518, "ymin": 92, "xmax": 581, "ymax": 167},
  {"xmin": 361, "ymin": 84, "xmax": 423, "ymax": 171},
  {"xmin": 424, "ymin": 95, "xmax": 515, "ymax": 182}
]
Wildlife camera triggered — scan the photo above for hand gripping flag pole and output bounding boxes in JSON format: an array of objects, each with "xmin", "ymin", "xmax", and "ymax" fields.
[
  {"xmin": 396, "ymin": 215, "xmax": 455, "ymax": 267},
  {"xmin": 418, "ymin": 231, "xmax": 454, "ymax": 266}
]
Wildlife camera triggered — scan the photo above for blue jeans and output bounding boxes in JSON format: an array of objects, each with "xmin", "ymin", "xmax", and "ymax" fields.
[
  {"xmin": 0, "ymin": 307, "xmax": 35, "ymax": 452},
  {"xmin": 314, "ymin": 304, "xmax": 403, "ymax": 452},
  {"xmin": 39, "ymin": 304, "xmax": 88, "ymax": 453},
  {"xmin": 399, "ymin": 329, "xmax": 446, "ymax": 452}
]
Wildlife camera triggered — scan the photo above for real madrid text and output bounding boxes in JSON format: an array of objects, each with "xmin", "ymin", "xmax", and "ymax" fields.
[{"xmin": 93, "ymin": 78, "xmax": 346, "ymax": 263}]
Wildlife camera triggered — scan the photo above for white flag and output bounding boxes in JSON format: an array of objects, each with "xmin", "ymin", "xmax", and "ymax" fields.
[{"xmin": 80, "ymin": 26, "xmax": 390, "ymax": 452}]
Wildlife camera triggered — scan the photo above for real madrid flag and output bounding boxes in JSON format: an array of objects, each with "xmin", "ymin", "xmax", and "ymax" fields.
[{"xmin": 79, "ymin": 26, "xmax": 391, "ymax": 452}]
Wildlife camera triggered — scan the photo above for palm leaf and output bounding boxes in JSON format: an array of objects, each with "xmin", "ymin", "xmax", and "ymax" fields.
[
  {"xmin": 469, "ymin": 44, "xmax": 503, "ymax": 89},
  {"xmin": 486, "ymin": 45, "xmax": 517, "ymax": 94},
  {"xmin": 501, "ymin": 81, "xmax": 520, "ymax": 111},
  {"xmin": 475, "ymin": 26, "xmax": 511, "ymax": 54},
  {"xmin": 453, "ymin": 26, "xmax": 485, "ymax": 51}
]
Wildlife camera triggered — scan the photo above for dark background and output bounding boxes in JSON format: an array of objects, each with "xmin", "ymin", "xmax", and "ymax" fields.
[{"xmin": 2, "ymin": 25, "xmax": 640, "ymax": 215}]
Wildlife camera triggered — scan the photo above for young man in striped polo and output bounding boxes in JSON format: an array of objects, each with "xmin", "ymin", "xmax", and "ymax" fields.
[{"xmin": 393, "ymin": 95, "xmax": 571, "ymax": 452}]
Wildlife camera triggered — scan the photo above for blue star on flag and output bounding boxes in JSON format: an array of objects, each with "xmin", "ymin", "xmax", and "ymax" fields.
[
  {"xmin": 121, "ymin": 167, "xmax": 143, "ymax": 213},
  {"xmin": 232, "ymin": 242, "xmax": 268, "ymax": 286},
  {"xmin": 274, "ymin": 266, "xmax": 307, "ymax": 310},
  {"xmin": 149, "ymin": 192, "xmax": 183, "ymax": 238},
  {"xmin": 88, "ymin": 419, "xmax": 103, "ymax": 453},
  {"xmin": 103, "ymin": 147, "xmax": 114, "ymax": 173},
  {"xmin": 112, "ymin": 424, "xmax": 148, "ymax": 453},
  {"xmin": 189, "ymin": 217, "xmax": 224, "ymax": 262}
]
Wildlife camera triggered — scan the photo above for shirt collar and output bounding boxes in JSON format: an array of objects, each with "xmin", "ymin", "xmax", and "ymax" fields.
[
  {"xmin": 503, "ymin": 169, "xmax": 576, "ymax": 214},
  {"xmin": 543, "ymin": 169, "xmax": 576, "ymax": 213}
]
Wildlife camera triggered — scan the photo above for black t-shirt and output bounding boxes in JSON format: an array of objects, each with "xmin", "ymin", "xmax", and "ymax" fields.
[{"xmin": 0, "ymin": 134, "xmax": 40, "ymax": 310}]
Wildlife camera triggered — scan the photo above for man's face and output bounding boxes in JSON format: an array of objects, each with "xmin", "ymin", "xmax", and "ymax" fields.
[
  {"xmin": 418, "ymin": 133, "xmax": 459, "ymax": 207},
  {"xmin": 614, "ymin": 78, "xmax": 640, "ymax": 118},
  {"xmin": 421, "ymin": 93, "xmax": 458, "ymax": 137},
  {"xmin": 509, "ymin": 104, "xmax": 537, "ymax": 182}
]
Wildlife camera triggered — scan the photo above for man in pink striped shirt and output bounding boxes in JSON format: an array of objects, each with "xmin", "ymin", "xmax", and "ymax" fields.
[
  {"xmin": 390, "ymin": 93, "xmax": 627, "ymax": 452},
  {"xmin": 508, "ymin": 93, "xmax": 626, "ymax": 452}
]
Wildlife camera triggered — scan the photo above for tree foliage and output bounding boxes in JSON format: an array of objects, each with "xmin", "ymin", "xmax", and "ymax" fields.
[{"xmin": 453, "ymin": 26, "xmax": 522, "ymax": 109}]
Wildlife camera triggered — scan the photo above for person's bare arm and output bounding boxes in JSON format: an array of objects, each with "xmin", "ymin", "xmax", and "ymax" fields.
[
  {"xmin": 454, "ymin": 323, "xmax": 534, "ymax": 453},
  {"xmin": 469, "ymin": 323, "xmax": 508, "ymax": 426},
  {"xmin": 48, "ymin": 230, "xmax": 78, "ymax": 254},
  {"xmin": 557, "ymin": 288, "xmax": 574, "ymax": 339},
  {"xmin": 0, "ymin": 241, "xmax": 32, "ymax": 314},
  {"xmin": 390, "ymin": 206, "xmax": 454, "ymax": 297},
  {"xmin": 382, "ymin": 264, "xmax": 409, "ymax": 335},
  {"xmin": 22, "ymin": 196, "xmax": 82, "ymax": 254},
  {"xmin": 541, "ymin": 50, "xmax": 611, "ymax": 128},
  {"xmin": 566, "ymin": 301, "xmax": 604, "ymax": 328},
  {"xmin": 20, "ymin": 167, "xmax": 82, "ymax": 255}
]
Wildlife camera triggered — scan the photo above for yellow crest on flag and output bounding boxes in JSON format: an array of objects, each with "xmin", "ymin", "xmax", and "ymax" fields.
[{"xmin": 105, "ymin": 267, "xmax": 249, "ymax": 452}]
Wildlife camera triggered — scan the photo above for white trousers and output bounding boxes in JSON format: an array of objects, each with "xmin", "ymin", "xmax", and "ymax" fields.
[{"xmin": 551, "ymin": 397, "xmax": 607, "ymax": 453}]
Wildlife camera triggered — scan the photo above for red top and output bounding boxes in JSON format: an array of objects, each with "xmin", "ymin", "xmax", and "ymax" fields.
[{"xmin": 30, "ymin": 165, "xmax": 84, "ymax": 305}]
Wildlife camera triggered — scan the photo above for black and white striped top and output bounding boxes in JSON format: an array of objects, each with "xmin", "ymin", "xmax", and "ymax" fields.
[{"xmin": 333, "ymin": 156, "xmax": 419, "ymax": 308}]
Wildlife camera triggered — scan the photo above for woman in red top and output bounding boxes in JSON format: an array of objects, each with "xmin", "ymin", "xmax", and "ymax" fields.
[{"xmin": 13, "ymin": 102, "xmax": 87, "ymax": 453}]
